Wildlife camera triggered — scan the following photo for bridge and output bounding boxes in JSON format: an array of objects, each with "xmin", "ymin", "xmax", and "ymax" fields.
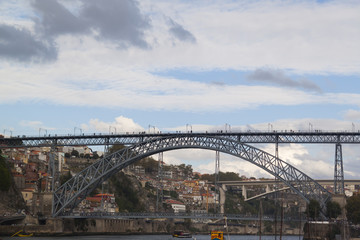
[
  {"xmin": 0, "ymin": 214, "xmax": 26, "ymax": 225},
  {"xmin": 1, "ymin": 131, "xmax": 357, "ymax": 219},
  {"xmin": 217, "ymin": 179, "xmax": 360, "ymax": 202},
  {"xmin": 61, "ymin": 212, "xmax": 281, "ymax": 221}
]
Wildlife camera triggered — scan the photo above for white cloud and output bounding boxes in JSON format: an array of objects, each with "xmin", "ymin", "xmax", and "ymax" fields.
[
  {"xmin": 19, "ymin": 120, "xmax": 56, "ymax": 131},
  {"xmin": 1, "ymin": 1, "xmax": 360, "ymax": 111},
  {"xmin": 2, "ymin": 62, "xmax": 360, "ymax": 111},
  {"xmin": 139, "ymin": 0, "xmax": 360, "ymax": 74},
  {"xmin": 344, "ymin": 109, "xmax": 360, "ymax": 121},
  {"xmin": 81, "ymin": 116, "xmax": 144, "ymax": 133}
]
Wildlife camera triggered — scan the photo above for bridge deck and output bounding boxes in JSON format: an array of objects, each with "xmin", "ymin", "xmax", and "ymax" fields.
[{"xmin": 1, "ymin": 131, "xmax": 360, "ymax": 148}]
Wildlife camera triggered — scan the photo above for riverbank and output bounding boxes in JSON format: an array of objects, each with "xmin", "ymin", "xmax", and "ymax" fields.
[{"xmin": 0, "ymin": 218, "xmax": 304, "ymax": 237}]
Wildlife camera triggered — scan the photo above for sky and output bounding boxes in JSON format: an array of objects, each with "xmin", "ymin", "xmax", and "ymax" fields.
[{"xmin": 1, "ymin": 0, "xmax": 360, "ymax": 180}]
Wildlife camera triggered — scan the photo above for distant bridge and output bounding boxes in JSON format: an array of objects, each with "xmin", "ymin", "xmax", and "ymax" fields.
[
  {"xmin": 218, "ymin": 179, "xmax": 360, "ymax": 202},
  {"xmin": 60, "ymin": 211, "xmax": 303, "ymax": 222}
]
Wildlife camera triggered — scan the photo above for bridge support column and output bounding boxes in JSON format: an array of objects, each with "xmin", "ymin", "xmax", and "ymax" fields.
[
  {"xmin": 219, "ymin": 185, "xmax": 226, "ymax": 214},
  {"xmin": 156, "ymin": 152, "xmax": 164, "ymax": 212},
  {"xmin": 266, "ymin": 184, "xmax": 271, "ymax": 193},
  {"xmin": 242, "ymin": 185, "xmax": 247, "ymax": 200},
  {"xmin": 215, "ymin": 151, "xmax": 220, "ymax": 213},
  {"xmin": 334, "ymin": 143, "xmax": 345, "ymax": 195}
]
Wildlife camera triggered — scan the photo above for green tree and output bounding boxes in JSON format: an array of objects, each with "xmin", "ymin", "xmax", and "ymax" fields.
[
  {"xmin": 200, "ymin": 171, "xmax": 243, "ymax": 182},
  {"xmin": 0, "ymin": 155, "xmax": 11, "ymax": 191},
  {"xmin": 93, "ymin": 152, "xmax": 100, "ymax": 159},
  {"xmin": 346, "ymin": 194, "xmax": 360, "ymax": 224},
  {"xmin": 326, "ymin": 201, "xmax": 342, "ymax": 219},
  {"xmin": 71, "ymin": 149, "xmax": 79, "ymax": 157},
  {"xmin": 306, "ymin": 199, "xmax": 321, "ymax": 220},
  {"xmin": 108, "ymin": 144, "xmax": 126, "ymax": 154},
  {"xmin": 64, "ymin": 152, "xmax": 71, "ymax": 158},
  {"xmin": 60, "ymin": 171, "xmax": 72, "ymax": 185}
]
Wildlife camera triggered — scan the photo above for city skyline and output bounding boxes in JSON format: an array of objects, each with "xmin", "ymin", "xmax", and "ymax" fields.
[{"xmin": 1, "ymin": 0, "xmax": 360, "ymax": 179}]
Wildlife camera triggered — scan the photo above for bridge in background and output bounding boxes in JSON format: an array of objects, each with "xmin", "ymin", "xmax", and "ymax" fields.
[
  {"xmin": 1, "ymin": 131, "xmax": 358, "ymax": 218},
  {"xmin": 62, "ymin": 212, "xmax": 281, "ymax": 221},
  {"xmin": 218, "ymin": 179, "xmax": 360, "ymax": 202}
]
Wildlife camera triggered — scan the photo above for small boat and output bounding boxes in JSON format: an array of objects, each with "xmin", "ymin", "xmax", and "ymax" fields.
[
  {"xmin": 211, "ymin": 231, "xmax": 224, "ymax": 240},
  {"xmin": 10, "ymin": 230, "xmax": 33, "ymax": 237},
  {"xmin": 17, "ymin": 233, "xmax": 33, "ymax": 237},
  {"xmin": 173, "ymin": 230, "xmax": 192, "ymax": 238}
]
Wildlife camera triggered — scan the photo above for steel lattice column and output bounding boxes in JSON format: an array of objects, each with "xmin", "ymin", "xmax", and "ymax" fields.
[
  {"xmin": 156, "ymin": 152, "xmax": 164, "ymax": 212},
  {"xmin": 215, "ymin": 151, "xmax": 220, "ymax": 213},
  {"xmin": 334, "ymin": 143, "xmax": 345, "ymax": 194}
]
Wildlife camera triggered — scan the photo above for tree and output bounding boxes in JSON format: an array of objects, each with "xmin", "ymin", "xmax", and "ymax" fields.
[
  {"xmin": 306, "ymin": 199, "xmax": 321, "ymax": 220},
  {"xmin": 0, "ymin": 155, "xmax": 11, "ymax": 191},
  {"xmin": 346, "ymin": 194, "xmax": 360, "ymax": 224},
  {"xmin": 64, "ymin": 152, "xmax": 71, "ymax": 158},
  {"xmin": 60, "ymin": 171, "xmax": 72, "ymax": 185},
  {"xmin": 71, "ymin": 149, "xmax": 79, "ymax": 158},
  {"xmin": 326, "ymin": 201, "xmax": 342, "ymax": 219},
  {"xmin": 92, "ymin": 152, "xmax": 99, "ymax": 159},
  {"xmin": 108, "ymin": 144, "xmax": 126, "ymax": 154}
]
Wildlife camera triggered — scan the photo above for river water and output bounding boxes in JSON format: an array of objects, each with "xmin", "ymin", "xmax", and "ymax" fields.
[{"xmin": 2, "ymin": 235, "xmax": 303, "ymax": 240}]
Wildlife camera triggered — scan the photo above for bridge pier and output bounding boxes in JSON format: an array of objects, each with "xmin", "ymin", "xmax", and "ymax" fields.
[
  {"xmin": 266, "ymin": 184, "xmax": 271, "ymax": 193},
  {"xmin": 219, "ymin": 185, "xmax": 226, "ymax": 214},
  {"xmin": 242, "ymin": 185, "xmax": 247, "ymax": 200}
]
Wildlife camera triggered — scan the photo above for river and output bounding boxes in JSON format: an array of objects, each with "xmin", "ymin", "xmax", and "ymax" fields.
[{"xmin": 2, "ymin": 235, "xmax": 303, "ymax": 240}]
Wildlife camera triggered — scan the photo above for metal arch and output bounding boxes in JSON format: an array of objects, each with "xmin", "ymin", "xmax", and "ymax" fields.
[{"xmin": 52, "ymin": 135, "xmax": 331, "ymax": 217}]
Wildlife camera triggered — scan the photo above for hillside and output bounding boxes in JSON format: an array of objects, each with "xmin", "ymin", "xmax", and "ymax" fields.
[{"xmin": 0, "ymin": 151, "xmax": 27, "ymax": 215}]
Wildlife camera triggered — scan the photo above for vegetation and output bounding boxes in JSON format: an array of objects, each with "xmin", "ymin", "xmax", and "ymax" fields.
[
  {"xmin": 200, "ymin": 171, "xmax": 245, "ymax": 182},
  {"xmin": 71, "ymin": 149, "xmax": 79, "ymax": 158},
  {"xmin": 110, "ymin": 172, "xmax": 145, "ymax": 212},
  {"xmin": 306, "ymin": 199, "xmax": 321, "ymax": 220},
  {"xmin": 0, "ymin": 151, "xmax": 11, "ymax": 191},
  {"xmin": 326, "ymin": 200, "xmax": 342, "ymax": 219},
  {"xmin": 346, "ymin": 194, "xmax": 360, "ymax": 224},
  {"xmin": 60, "ymin": 171, "xmax": 72, "ymax": 185}
]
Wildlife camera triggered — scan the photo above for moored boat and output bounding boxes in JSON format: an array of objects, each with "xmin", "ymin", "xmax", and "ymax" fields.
[
  {"xmin": 211, "ymin": 231, "xmax": 224, "ymax": 240},
  {"xmin": 173, "ymin": 230, "xmax": 192, "ymax": 238}
]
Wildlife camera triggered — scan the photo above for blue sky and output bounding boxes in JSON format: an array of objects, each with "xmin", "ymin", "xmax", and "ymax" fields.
[{"xmin": 1, "ymin": 0, "xmax": 360, "ymax": 179}]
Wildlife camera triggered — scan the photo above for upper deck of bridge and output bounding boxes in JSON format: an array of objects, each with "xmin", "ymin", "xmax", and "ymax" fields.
[{"xmin": 1, "ymin": 130, "xmax": 360, "ymax": 148}]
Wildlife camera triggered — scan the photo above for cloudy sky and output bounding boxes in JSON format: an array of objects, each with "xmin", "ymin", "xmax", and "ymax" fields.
[{"xmin": 1, "ymin": 0, "xmax": 360, "ymax": 179}]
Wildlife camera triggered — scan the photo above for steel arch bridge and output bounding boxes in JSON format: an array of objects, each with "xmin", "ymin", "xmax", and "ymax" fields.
[{"xmin": 53, "ymin": 135, "xmax": 331, "ymax": 217}]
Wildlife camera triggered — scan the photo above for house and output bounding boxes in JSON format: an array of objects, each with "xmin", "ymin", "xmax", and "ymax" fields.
[{"xmin": 165, "ymin": 199, "xmax": 186, "ymax": 213}]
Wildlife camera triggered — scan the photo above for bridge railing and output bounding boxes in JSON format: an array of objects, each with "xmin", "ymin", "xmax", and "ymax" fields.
[
  {"xmin": 59, "ymin": 211, "xmax": 307, "ymax": 222},
  {"xmin": 60, "ymin": 211, "xmax": 266, "ymax": 220}
]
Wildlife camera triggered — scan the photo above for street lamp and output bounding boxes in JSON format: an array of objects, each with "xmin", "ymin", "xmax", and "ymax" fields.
[
  {"xmin": 109, "ymin": 126, "xmax": 117, "ymax": 134},
  {"xmin": 39, "ymin": 128, "xmax": 47, "ymax": 136},
  {"xmin": 186, "ymin": 124, "xmax": 192, "ymax": 133},
  {"xmin": 225, "ymin": 123, "xmax": 231, "ymax": 132},
  {"xmin": 148, "ymin": 125, "xmax": 156, "ymax": 134},
  {"xmin": 3, "ymin": 129, "xmax": 13, "ymax": 137},
  {"xmin": 74, "ymin": 127, "xmax": 83, "ymax": 135}
]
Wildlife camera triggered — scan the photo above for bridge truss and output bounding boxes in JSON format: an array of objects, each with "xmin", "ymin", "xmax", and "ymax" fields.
[
  {"xmin": 52, "ymin": 135, "xmax": 331, "ymax": 217},
  {"xmin": 2, "ymin": 131, "xmax": 360, "ymax": 148}
]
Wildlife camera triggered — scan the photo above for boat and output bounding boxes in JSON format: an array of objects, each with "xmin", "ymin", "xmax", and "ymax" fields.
[
  {"xmin": 10, "ymin": 230, "xmax": 33, "ymax": 237},
  {"xmin": 211, "ymin": 231, "xmax": 224, "ymax": 240},
  {"xmin": 173, "ymin": 230, "xmax": 192, "ymax": 238},
  {"xmin": 17, "ymin": 233, "xmax": 33, "ymax": 237}
]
